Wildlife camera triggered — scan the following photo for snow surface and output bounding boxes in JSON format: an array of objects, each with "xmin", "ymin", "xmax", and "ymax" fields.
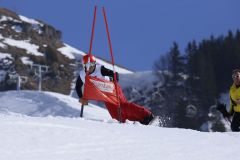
[
  {"xmin": 58, "ymin": 43, "xmax": 133, "ymax": 74},
  {"xmin": 20, "ymin": 57, "xmax": 33, "ymax": 65},
  {"xmin": 0, "ymin": 15, "xmax": 21, "ymax": 23},
  {"xmin": 0, "ymin": 41, "xmax": 6, "ymax": 48},
  {"xmin": 0, "ymin": 34, "xmax": 44, "ymax": 56},
  {"xmin": 97, "ymin": 58, "xmax": 133, "ymax": 74},
  {"xmin": 19, "ymin": 15, "xmax": 44, "ymax": 27},
  {"xmin": 0, "ymin": 90, "xmax": 240, "ymax": 160},
  {"xmin": 0, "ymin": 52, "xmax": 13, "ymax": 60},
  {"xmin": 11, "ymin": 25, "xmax": 23, "ymax": 33},
  {"xmin": 57, "ymin": 43, "xmax": 85, "ymax": 59},
  {"xmin": 0, "ymin": 91, "xmax": 110, "ymax": 119}
]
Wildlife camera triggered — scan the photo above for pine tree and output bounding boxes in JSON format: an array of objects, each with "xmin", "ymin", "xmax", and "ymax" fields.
[
  {"xmin": 154, "ymin": 54, "xmax": 168, "ymax": 79},
  {"xmin": 197, "ymin": 40, "xmax": 218, "ymax": 106},
  {"xmin": 167, "ymin": 42, "xmax": 185, "ymax": 85},
  {"xmin": 154, "ymin": 54, "xmax": 168, "ymax": 71},
  {"xmin": 185, "ymin": 40, "xmax": 199, "ymax": 89}
]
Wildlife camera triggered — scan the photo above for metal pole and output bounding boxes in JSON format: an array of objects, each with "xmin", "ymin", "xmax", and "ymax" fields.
[
  {"xmin": 39, "ymin": 66, "xmax": 42, "ymax": 91},
  {"xmin": 17, "ymin": 75, "xmax": 20, "ymax": 91}
]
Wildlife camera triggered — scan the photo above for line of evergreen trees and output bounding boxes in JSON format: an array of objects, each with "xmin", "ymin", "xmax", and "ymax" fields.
[
  {"xmin": 154, "ymin": 30, "xmax": 240, "ymax": 130},
  {"xmin": 156, "ymin": 30, "xmax": 240, "ymax": 104}
]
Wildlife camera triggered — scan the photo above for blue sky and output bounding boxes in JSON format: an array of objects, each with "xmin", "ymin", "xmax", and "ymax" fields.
[{"xmin": 1, "ymin": 0, "xmax": 240, "ymax": 71}]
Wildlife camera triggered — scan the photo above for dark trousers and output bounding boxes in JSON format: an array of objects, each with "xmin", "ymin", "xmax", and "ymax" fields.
[{"xmin": 231, "ymin": 112, "xmax": 240, "ymax": 132}]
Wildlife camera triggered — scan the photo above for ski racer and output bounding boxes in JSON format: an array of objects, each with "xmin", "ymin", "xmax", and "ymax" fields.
[{"xmin": 75, "ymin": 54, "xmax": 155, "ymax": 125}]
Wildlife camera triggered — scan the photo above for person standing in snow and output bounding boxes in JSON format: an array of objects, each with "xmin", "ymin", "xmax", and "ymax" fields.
[
  {"xmin": 75, "ymin": 54, "xmax": 155, "ymax": 125},
  {"xmin": 217, "ymin": 69, "xmax": 240, "ymax": 131}
]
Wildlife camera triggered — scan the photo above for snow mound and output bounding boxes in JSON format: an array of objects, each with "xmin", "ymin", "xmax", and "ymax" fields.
[{"xmin": 0, "ymin": 90, "xmax": 111, "ymax": 120}]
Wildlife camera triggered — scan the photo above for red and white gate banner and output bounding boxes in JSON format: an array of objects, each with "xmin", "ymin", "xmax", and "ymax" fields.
[{"xmin": 83, "ymin": 75, "xmax": 119, "ymax": 106}]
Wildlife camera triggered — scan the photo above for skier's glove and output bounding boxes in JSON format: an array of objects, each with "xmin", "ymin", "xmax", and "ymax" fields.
[{"xmin": 80, "ymin": 98, "xmax": 88, "ymax": 105}]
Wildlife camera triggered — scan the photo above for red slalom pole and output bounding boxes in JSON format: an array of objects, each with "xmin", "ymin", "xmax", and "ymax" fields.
[
  {"xmin": 102, "ymin": 7, "xmax": 115, "ymax": 70},
  {"xmin": 81, "ymin": 6, "xmax": 97, "ymax": 118},
  {"xmin": 88, "ymin": 6, "xmax": 97, "ymax": 56},
  {"xmin": 102, "ymin": 7, "xmax": 122, "ymax": 123}
]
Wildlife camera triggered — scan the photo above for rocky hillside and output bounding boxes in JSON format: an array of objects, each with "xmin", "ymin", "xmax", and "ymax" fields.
[
  {"xmin": 0, "ymin": 8, "xmax": 76, "ymax": 94},
  {"xmin": 0, "ymin": 8, "xmax": 132, "ymax": 94}
]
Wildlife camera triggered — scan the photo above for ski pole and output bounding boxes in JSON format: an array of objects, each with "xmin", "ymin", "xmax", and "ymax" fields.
[
  {"xmin": 80, "ymin": 6, "xmax": 97, "ymax": 118},
  {"xmin": 80, "ymin": 104, "xmax": 84, "ymax": 117},
  {"xmin": 225, "ymin": 117, "xmax": 232, "ymax": 125},
  {"xmin": 223, "ymin": 117, "xmax": 231, "ymax": 126}
]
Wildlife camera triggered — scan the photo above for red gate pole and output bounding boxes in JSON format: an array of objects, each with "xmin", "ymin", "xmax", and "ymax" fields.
[
  {"xmin": 80, "ymin": 6, "xmax": 97, "ymax": 117},
  {"xmin": 88, "ymin": 6, "xmax": 97, "ymax": 56},
  {"xmin": 102, "ymin": 7, "xmax": 122, "ymax": 123}
]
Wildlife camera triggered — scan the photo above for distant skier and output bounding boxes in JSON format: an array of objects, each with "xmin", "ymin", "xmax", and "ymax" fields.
[
  {"xmin": 217, "ymin": 69, "xmax": 240, "ymax": 131},
  {"xmin": 75, "ymin": 54, "xmax": 155, "ymax": 125}
]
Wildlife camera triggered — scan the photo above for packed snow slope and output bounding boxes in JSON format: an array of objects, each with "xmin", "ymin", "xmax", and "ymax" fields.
[{"xmin": 0, "ymin": 91, "xmax": 240, "ymax": 160}]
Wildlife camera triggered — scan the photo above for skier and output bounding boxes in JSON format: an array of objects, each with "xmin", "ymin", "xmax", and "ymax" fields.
[
  {"xmin": 75, "ymin": 54, "xmax": 155, "ymax": 125},
  {"xmin": 217, "ymin": 69, "xmax": 240, "ymax": 131}
]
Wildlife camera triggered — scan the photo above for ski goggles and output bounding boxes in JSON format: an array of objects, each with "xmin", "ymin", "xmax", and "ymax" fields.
[{"xmin": 83, "ymin": 62, "xmax": 96, "ymax": 69}]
